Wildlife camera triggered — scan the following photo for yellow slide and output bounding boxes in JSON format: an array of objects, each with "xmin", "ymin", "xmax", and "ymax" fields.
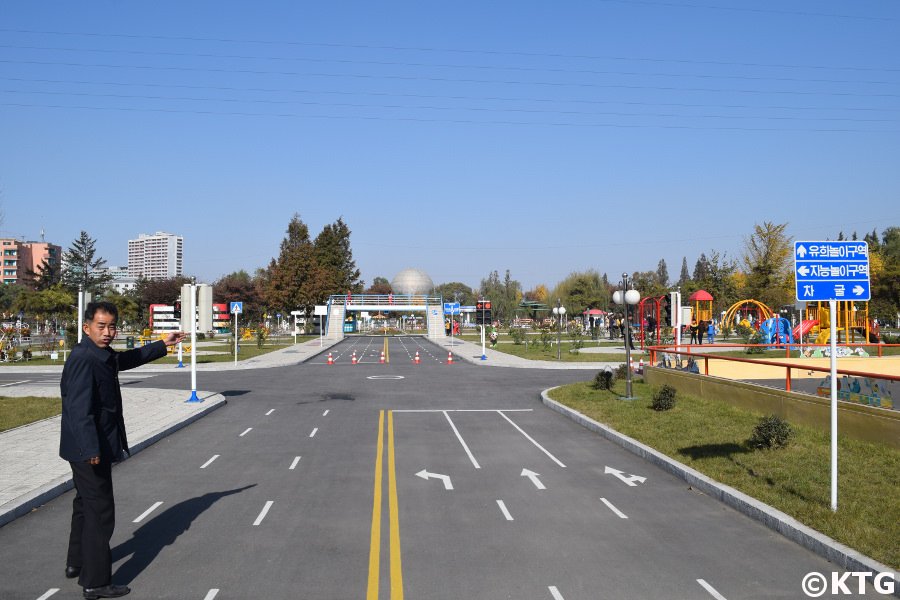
[{"xmin": 815, "ymin": 329, "xmax": 830, "ymax": 345}]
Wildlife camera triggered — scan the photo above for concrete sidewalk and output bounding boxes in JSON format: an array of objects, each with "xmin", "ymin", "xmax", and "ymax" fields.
[
  {"xmin": 434, "ymin": 336, "xmax": 621, "ymax": 369},
  {"xmin": 0, "ymin": 386, "xmax": 227, "ymax": 527}
]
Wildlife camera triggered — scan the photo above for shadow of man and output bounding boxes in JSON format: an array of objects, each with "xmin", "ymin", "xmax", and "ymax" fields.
[{"xmin": 112, "ymin": 484, "xmax": 255, "ymax": 584}]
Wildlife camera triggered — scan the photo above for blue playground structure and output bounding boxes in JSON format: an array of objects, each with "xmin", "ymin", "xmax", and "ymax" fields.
[{"xmin": 758, "ymin": 317, "xmax": 794, "ymax": 348}]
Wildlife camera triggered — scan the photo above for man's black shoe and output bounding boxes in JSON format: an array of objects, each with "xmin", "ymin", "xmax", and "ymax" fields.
[
  {"xmin": 65, "ymin": 565, "xmax": 81, "ymax": 579},
  {"xmin": 83, "ymin": 584, "xmax": 131, "ymax": 599}
]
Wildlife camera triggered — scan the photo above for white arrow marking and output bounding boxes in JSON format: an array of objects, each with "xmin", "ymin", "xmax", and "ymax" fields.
[
  {"xmin": 853, "ymin": 285, "xmax": 864, "ymax": 296},
  {"xmin": 521, "ymin": 468, "xmax": 546, "ymax": 490},
  {"xmin": 797, "ymin": 265, "xmax": 810, "ymax": 276},
  {"xmin": 797, "ymin": 244, "xmax": 807, "ymax": 258},
  {"xmin": 604, "ymin": 466, "xmax": 647, "ymax": 487},
  {"xmin": 416, "ymin": 469, "xmax": 453, "ymax": 490}
]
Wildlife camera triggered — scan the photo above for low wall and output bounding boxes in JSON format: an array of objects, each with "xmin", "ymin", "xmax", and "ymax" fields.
[{"xmin": 644, "ymin": 366, "xmax": 900, "ymax": 450}]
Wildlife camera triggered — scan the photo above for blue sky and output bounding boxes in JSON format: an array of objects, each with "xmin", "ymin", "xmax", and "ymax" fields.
[{"xmin": 1, "ymin": 1, "xmax": 897, "ymax": 293}]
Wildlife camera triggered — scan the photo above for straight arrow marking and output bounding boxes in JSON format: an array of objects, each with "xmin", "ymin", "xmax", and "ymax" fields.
[
  {"xmin": 521, "ymin": 468, "xmax": 546, "ymax": 490},
  {"xmin": 604, "ymin": 466, "xmax": 647, "ymax": 487},
  {"xmin": 416, "ymin": 469, "xmax": 453, "ymax": 490}
]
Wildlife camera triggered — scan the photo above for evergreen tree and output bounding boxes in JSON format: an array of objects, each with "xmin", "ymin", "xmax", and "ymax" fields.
[
  {"xmin": 24, "ymin": 256, "xmax": 61, "ymax": 291},
  {"xmin": 693, "ymin": 253, "xmax": 711, "ymax": 282},
  {"xmin": 265, "ymin": 214, "xmax": 327, "ymax": 319},
  {"xmin": 313, "ymin": 217, "xmax": 362, "ymax": 296},
  {"xmin": 61, "ymin": 231, "xmax": 113, "ymax": 293},
  {"xmin": 678, "ymin": 257, "xmax": 691, "ymax": 286},
  {"xmin": 655, "ymin": 259, "xmax": 669, "ymax": 288}
]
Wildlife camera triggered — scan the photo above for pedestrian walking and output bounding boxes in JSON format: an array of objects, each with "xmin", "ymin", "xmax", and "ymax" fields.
[
  {"xmin": 689, "ymin": 320, "xmax": 699, "ymax": 344},
  {"xmin": 707, "ymin": 320, "xmax": 716, "ymax": 344},
  {"xmin": 59, "ymin": 302, "xmax": 184, "ymax": 599},
  {"xmin": 697, "ymin": 319, "xmax": 704, "ymax": 345}
]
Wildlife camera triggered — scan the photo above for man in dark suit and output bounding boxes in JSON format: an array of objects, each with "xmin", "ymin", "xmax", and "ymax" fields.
[{"xmin": 59, "ymin": 301, "xmax": 184, "ymax": 599}]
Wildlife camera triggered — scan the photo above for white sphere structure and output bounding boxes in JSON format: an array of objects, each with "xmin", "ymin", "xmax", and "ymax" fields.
[{"xmin": 391, "ymin": 268, "xmax": 434, "ymax": 295}]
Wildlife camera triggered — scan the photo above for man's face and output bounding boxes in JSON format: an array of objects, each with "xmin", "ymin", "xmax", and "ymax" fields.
[{"xmin": 83, "ymin": 310, "xmax": 118, "ymax": 348}]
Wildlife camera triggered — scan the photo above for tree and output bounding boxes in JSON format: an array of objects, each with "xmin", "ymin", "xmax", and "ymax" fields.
[
  {"xmin": 550, "ymin": 270, "xmax": 609, "ymax": 318},
  {"xmin": 523, "ymin": 284, "xmax": 549, "ymax": 303},
  {"xmin": 313, "ymin": 217, "xmax": 362, "ymax": 296},
  {"xmin": 433, "ymin": 282, "xmax": 476, "ymax": 305},
  {"xmin": 265, "ymin": 214, "xmax": 328, "ymax": 319},
  {"xmin": 132, "ymin": 276, "xmax": 192, "ymax": 329},
  {"xmin": 214, "ymin": 270, "xmax": 264, "ymax": 322},
  {"xmin": 693, "ymin": 253, "xmax": 711, "ymax": 283},
  {"xmin": 24, "ymin": 257, "xmax": 61, "ymax": 291},
  {"xmin": 869, "ymin": 226, "xmax": 900, "ymax": 323},
  {"xmin": 479, "ymin": 269, "xmax": 521, "ymax": 323},
  {"xmin": 742, "ymin": 222, "xmax": 793, "ymax": 309},
  {"xmin": 61, "ymin": 231, "xmax": 113, "ymax": 293},
  {"xmin": 678, "ymin": 257, "xmax": 691, "ymax": 287},
  {"xmin": 655, "ymin": 259, "xmax": 669, "ymax": 288},
  {"xmin": 365, "ymin": 277, "xmax": 393, "ymax": 295}
]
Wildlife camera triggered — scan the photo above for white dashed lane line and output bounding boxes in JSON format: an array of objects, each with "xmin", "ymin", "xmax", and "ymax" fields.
[
  {"xmin": 253, "ymin": 501, "xmax": 274, "ymax": 526},
  {"xmin": 203, "ymin": 588, "xmax": 220, "ymax": 600},
  {"xmin": 309, "ymin": 427, "xmax": 318, "ymax": 438},
  {"xmin": 496, "ymin": 500, "xmax": 513, "ymax": 521},
  {"xmin": 548, "ymin": 586, "xmax": 565, "ymax": 600},
  {"xmin": 200, "ymin": 455, "xmax": 219, "ymax": 469},
  {"xmin": 289, "ymin": 456, "xmax": 301, "ymax": 470},
  {"xmin": 133, "ymin": 501, "xmax": 163, "ymax": 523},
  {"xmin": 600, "ymin": 497, "xmax": 628, "ymax": 519},
  {"xmin": 323, "ymin": 409, "xmax": 329, "ymax": 417},
  {"xmin": 35, "ymin": 589, "xmax": 59, "ymax": 600},
  {"xmin": 265, "ymin": 409, "xmax": 275, "ymax": 416},
  {"xmin": 239, "ymin": 427, "xmax": 253, "ymax": 437},
  {"xmin": 697, "ymin": 579, "xmax": 728, "ymax": 600}
]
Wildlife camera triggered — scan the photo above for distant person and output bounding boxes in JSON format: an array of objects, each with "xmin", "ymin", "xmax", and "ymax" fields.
[
  {"xmin": 59, "ymin": 302, "xmax": 184, "ymax": 599},
  {"xmin": 696, "ymin": 320, "xmax": 705, "ymax": 345},
  {"xmin": 707, "ymin": 320, "xmax": 716, "ymax": 344},
  {"xmin": 689, "ymin": 320, "xmax": 699, "ymax": 344}
]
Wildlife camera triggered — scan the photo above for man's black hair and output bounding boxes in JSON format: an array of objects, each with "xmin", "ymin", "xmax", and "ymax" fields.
[{"xmin": 84, "ymin": 301, "xmax": 119, "ymax": 322}]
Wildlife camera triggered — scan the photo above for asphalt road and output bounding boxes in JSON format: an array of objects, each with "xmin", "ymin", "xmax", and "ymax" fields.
[{"xmin": 0, "ymin": 336, "xmax": 886, "ymax": 599}]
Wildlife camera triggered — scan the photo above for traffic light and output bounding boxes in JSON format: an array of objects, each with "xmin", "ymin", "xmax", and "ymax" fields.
[
  {"xmin": 663, "ymin": 299, "xmax": 672, "ymax": 326},
  {"xmin": 476, "ymin": 300, "xmax": 492, "ymax": 325},
  {"xmin": 173, "ymin": 300, "xmax": 181, "ymax": 321}
]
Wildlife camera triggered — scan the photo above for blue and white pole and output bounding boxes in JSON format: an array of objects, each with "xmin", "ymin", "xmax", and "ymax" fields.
[
  {"xmin": 176, "ymin": 341, "xmax": 184, "ymax": 368},
  {"xmin": 187, "ymin": 280, "xmax": 201, "ymax": 402}
]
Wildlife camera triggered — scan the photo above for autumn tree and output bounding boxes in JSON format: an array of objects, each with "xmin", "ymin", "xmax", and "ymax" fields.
[
  {"xmin": 742, "ymin": 222, "xmax": 793, "ymax": 309},
  {"xmin": 550, "ymin": 270, "xmax": 609, "ymax": 318},
  {"xmin": 365, "ymin": 277, "xmax": 393, "ymax": 295},
  {"xmin": 265, "ymin": 214, "xmax": 328, "ymax": 320}
]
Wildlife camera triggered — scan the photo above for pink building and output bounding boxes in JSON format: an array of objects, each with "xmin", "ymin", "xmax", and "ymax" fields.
[{"xmin": 0, "ymin": 239, "xmax": 62, "ymax": 285}]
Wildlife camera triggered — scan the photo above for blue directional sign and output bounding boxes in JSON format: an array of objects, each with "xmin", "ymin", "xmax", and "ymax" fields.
[
  {"xmin": 230, "ymin": 301, "xmax": 244, "ymax": 314},
  {"xmin": 795, "ymin": 241, "xmax": 870, "ymax": 302},
  {"xmin": 443, "ymin": 302, "xmax": 460, "ymax": 315}
]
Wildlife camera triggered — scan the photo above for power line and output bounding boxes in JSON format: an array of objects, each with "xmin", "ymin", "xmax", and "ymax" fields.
[
  {"xmin": 2, "ymin": 101, "xmax": 892, "ymax": 133},
  {"xmin": 2, "ymin": 43, "xmax": 897, "ymax": 87},
  {"xmin": 3, "ymin": 88, "xmax": 894, "ymax": 124},
  {"xmin": 1, "ymin": 28, "xmax": 896, "ymax": 73},
  {"xmin": 3, "ymin": 59, "xmax": 898, "ymax": 99}
]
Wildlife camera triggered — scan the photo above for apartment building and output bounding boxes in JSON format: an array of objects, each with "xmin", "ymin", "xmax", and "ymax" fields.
[
  {"xmin": 127, "ymin": 231, "xmax": 183, "ymax": 280},
  {"xmin": 0, "ymin": 238, "xmax": 62, "ymax": 285}
]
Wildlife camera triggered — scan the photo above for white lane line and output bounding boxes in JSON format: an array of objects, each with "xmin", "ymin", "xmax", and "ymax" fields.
[
  {"xmin": 265, "ymin": 409, "xmax": 275, "ymax": 416},
  {"xmin": 323, "ymin": 409, "xmax": 330, "ymax": 416},
  {"xmin": 496, "ymin": 499, "xmax": 513, "ymax": 521},
  {"xmin": 0, "ymin": 380, "xmax": 30, "ymax": 387},
  {"xmin": 133, "ymin": 501, "xmax": 163, "ymax": 523},
  {"xmin": 600, "ymin": 497, "xmax": 628, "ymax": 519},
  {"xmin": 289, "ymin": 456, "xmax": 301, "ymax": 470},
  {"xmin": 253, "ymin": 500, "xmax": 274, "ymax": 526},
  {"xmin": 697, "ymin": 579, "xmax": 728, "ymax": 600},
  {"xmin": 203, "ymin": 588, "xmax": 220, "ymax": 600},
  {"xmin": 36, "ymin": 589, "xmax": 60, "ymax": 600},
  {"xmin": 309, "ymin": 427, "xmax": 318, "ymax": 438},
  {"xmin": 443, "ymin": 411, "xmax": 481, "ymax": 469},
  {"xmin": 497, "ymin": 411, "xmax": 567, "ymax": 468},
  {"xmin": 548, "ymin": 586, "xmax": 565, "ymax": 600},
  {"xmin": 200, "ymin": 455, "xmax": 220, "ymax": 469},
  {"xmin": 239, "ymin": 427, "xmax": 253, "ymax": 437}
]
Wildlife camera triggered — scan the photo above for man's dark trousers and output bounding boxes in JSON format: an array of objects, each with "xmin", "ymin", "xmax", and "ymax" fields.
[{"xmin": 68, "ymin": 461, "xmax": 115, "ymax": 588}]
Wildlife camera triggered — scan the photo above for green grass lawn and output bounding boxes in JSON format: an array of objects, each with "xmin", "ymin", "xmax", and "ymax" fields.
[
  {"xmin": 548, "ymin": 380, "xmax": 900, "ymax": 569},
  {"xmin": 0, "ymin": 396, "xmax": 61, "ymax": 432}
]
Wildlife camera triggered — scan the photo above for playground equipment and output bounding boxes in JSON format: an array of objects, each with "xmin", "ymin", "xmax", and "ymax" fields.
[
  {"xmin": 758, "ymin": 317, "xmax": 793, "ymax": 346},
  {"xmin": 722, "ymin": 299, "xmax": 773, "ymax": 331},
  {"xmin": 688, "ymin": 290, "xmax": 714, "ymax": 324},
  {"xmin": 803, "ymin": 301, "xmax": 876, "ymax": 345},
  {"xmin": 637, "ymin": 295, "xmax": 666, "ymax": 348}
]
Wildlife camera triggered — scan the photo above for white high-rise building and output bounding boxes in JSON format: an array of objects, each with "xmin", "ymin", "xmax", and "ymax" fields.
[{"xmin": 127, "ymin": 232, "xmax": 183, "ymax": 280}]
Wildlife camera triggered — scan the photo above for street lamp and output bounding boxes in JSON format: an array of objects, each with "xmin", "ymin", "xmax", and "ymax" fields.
[
  {"xmin": 613, "ymin": 272, "xmax": 641, "ymax": 400},
  {"xmin": 552, "ymin": 299, "xmax": 567, "ymax": 360}
]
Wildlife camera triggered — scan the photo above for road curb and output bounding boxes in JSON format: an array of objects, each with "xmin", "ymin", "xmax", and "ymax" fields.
[
  {"xmin": 540, "ymin": 387, "xmax": 898, "ymax": 585},
  {"xmin": 0, "ymin": 394, "xmax": 227, "ymax": 529}
]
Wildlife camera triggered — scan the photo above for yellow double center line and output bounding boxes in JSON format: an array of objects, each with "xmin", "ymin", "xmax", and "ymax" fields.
[{"xmin": 367, "ymin": 410, "xmax": 403, "ymax": 599}]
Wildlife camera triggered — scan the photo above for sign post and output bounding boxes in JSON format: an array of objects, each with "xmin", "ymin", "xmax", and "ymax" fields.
[
  {"xmin": 444, "ymin": 302, "xmax": 460, "ymax": 347},
  {"xmin": 186, "ymin": 281, "xmax": 201, "ymax": 402},
  {"xmin": 230, "ymin": 302, "xmax": 243, "ymax": 367},
  {"xmin": 794, "ymin": 240, "xmax": 870, "ymax": 512}
]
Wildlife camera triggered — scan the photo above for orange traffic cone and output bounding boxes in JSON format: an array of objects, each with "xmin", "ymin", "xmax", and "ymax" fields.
[
  {"xmin": 327, "ymin": 352, "xmax": 334, "ymax": 365},
  {"xmin": 414, "ymin": 351, "xmax": 420, "ymax": 364},
  {"xmin": 638, "ymin": 358, "xmax": 644, "ymax": 373},
  {"xmin": 447, "ymin": 351, "xmax": 453, "ymax": 364},
  {"xmin": 380, "ymin": 351, "xmax": 385, "ymax": 364},
  {"xmin": 351, "ymin": 352, "xmax": 357, "ymax": 365}
]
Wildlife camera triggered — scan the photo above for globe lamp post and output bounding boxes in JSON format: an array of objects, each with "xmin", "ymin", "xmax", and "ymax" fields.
[
  {"xmin": 552, "ymin": 299, "xmax": 567, "ymax": 360},
  {"xmin": 613, "ymin": 273, "xmax": 641, "ymax": 399}
]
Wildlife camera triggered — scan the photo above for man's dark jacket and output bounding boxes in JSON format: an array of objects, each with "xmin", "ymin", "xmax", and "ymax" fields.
[{"xmin": 59, "ymin": 339, "xmax": 167, "ymax": 463}]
